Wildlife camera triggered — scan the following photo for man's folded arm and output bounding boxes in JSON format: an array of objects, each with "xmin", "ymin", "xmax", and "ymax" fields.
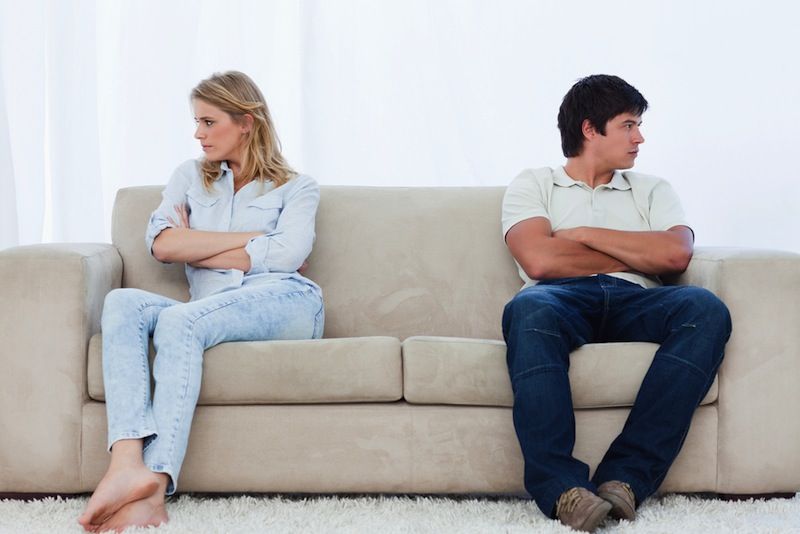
[
  {"xmin": 505, "ymin": 217, "xmax": 631, "ymax": 280},
  {"xmin": 553, "ymin": 225, "xmax": 694, "ymax": 276}
]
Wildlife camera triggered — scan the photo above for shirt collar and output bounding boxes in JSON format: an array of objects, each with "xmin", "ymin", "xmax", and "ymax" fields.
[
  {"xmin": 554, "ymin": 166, "xmax": 631, "ymax": 191},
  {"xmin": 607, "ymin": 170, "xmax": 632, "ymax": 191},
  {"xmin": 553, "ymin": 166, "xmax": 577, "ymax": 187},
  {"xmin": 220, "ymin": 160, "xmax": 232, "ymax": 173}
]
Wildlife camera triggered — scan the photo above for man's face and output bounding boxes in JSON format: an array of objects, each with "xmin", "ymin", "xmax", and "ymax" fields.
[{"xmin": 592, "ymin": 112, "xmax": 645, "ymax": 170}]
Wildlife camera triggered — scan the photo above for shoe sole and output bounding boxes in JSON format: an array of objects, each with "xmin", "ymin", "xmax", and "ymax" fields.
[{"xmin": 598, "ymin": 490, "xmax": 636, "ymax": 521}]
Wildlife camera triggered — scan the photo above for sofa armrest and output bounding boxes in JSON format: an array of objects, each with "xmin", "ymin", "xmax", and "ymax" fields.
[
  {"xmin": 676, "ymin": 246, "xmax": 800, "ymax": 493},
  {"xmin": 0, "ymin": 243, "xmax": 122, "ymax": 492}
]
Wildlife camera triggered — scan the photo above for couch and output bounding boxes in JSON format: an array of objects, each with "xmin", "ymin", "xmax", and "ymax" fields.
[{"xmin": 1, "ymin": 185, "xmax": 799, "ymax": 497}]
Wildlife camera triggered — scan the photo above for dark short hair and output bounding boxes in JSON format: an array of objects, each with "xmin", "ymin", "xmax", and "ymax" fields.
[{"xmin": 557, "ymin": 74, "xmax": 648, "ymax": 157}]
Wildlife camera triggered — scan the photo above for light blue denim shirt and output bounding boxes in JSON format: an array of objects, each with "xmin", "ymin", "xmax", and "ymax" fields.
[{"xmin": 145, "ymin": 159, "xmax": 321, "ymax": 301}]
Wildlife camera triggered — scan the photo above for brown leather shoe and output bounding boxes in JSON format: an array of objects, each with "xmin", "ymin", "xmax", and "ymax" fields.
[
  {"xmin": 597, "ymin": 480, "xmax": 636, "ymax": 521},
  {"xmin": 555, "ymin": 487, "xmax": 612, "ymax": 532}
]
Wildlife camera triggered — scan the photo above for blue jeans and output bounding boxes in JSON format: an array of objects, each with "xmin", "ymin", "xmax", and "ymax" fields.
[
  {"xmin": 501, "ymin": 275, "xmax": 731, "ymax": 517},
  {"xmin": 101, "ymin": 278, "xmax": 324, "ymax": 494}
]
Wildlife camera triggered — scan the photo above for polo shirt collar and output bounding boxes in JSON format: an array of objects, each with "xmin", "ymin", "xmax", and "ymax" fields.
[
  {"xmin": 553, "ymin": 166, "xmax": 577, "ymax": 187},
  {"xmin": 607, "ymin": 170, "xmax": 632, "ymax": 191},
  {"xmin": 554, "ymin": 166, "xmax": 632, "ymax": 191}
]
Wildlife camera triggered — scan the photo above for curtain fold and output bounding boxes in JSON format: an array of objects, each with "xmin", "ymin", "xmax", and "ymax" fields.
[{"xmin": 0, "ymin": 59, "xmax": 18, "ymax": 249}]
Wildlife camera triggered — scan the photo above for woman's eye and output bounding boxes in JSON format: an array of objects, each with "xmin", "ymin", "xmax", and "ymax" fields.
[{"xmin": 205, "ymin": 120, "xmax": 214, "ymax": 127}]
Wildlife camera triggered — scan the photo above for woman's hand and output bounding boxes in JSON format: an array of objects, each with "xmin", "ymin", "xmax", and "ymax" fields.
[{"xmin": 167, "ymin": 204, "xmax": 191, "ymax": 229}]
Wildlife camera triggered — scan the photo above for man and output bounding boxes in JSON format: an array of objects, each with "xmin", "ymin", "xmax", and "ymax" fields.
[{"xmin": 501, "ymin": 75, "xmax": 731, "ymax": 532}]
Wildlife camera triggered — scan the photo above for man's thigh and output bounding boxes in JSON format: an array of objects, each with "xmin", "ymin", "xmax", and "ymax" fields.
[
  {"xmin": 604, "ymin": 284, "xmax": 728, "ymax": 344},
  {"xmin": 503, "ymin": 278, "xmax": 604, "ymax": 343}
]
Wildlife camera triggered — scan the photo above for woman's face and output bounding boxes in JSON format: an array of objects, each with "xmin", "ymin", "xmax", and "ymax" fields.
[{"xmin": 192, "ymin": 99, "xmax": 249, "ymax": 164}]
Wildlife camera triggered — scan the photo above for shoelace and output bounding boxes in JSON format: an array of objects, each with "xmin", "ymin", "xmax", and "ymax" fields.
[
  {"xmin": 555, "ymin": 487, "xmax": 583, "ymax": 517},
  {"xmin": 619, "ymin": 482, "xmax": 634, "ymax": 503}
]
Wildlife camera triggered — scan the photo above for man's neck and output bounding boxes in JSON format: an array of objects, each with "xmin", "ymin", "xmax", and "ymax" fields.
[{"xmin": 563, "ymin": 158, "xmax": 615, "ymax": 189}]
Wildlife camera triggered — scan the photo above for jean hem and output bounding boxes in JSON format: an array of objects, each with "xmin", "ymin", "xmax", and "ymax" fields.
[
  {"xmin": 107, "ymin": 430, "xmax": 158, "ymax": 453},
  {"xmin": 535, "ymin": 479, "xmax": 597, "ymax": 519},
  {"xmin": 147, "ymin": 463, "xmax": 177, "ymax": 495}
]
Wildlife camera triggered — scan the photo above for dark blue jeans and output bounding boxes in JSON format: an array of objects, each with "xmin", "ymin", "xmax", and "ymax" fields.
[{"xmin": 501, "ymin": 275, "xmax": 731, "ymax": 517}]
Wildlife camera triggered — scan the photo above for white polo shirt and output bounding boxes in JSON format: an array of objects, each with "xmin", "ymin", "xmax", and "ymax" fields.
[{"xmin": 502, "ymin": 166, "xmax": 691, "ymax": 290}]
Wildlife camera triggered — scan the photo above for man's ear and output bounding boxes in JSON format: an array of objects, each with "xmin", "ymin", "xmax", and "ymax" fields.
[{"xmin": 581, "ymin": 119, "xmax": 596, "ymax": 140}]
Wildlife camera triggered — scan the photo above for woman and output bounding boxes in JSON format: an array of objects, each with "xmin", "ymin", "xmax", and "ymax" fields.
[{"xmin": 78, "ymin": 71, "xmax": 324, "ymax": 532}]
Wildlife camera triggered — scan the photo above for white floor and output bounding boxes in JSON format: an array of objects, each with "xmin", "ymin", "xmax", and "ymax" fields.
[{"xmin": 1, "ymin": 493, "xmax": 799, "ymax": 533}]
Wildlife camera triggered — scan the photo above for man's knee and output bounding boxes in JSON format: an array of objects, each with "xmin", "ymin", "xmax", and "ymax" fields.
[
  {"xmin": 503, "ymin": 289, "xmax": 565, "ymax": 334},
  {"xmin": 676, "ymin": 287, "xmax": 732, "ymax": 338}
]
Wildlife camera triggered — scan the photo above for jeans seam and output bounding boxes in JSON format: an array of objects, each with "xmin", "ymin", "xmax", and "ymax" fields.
[
  {"xmin": 136, "ymin": 302, "xmax": 163, "ymax": 429},
  {"xmin": 512, "ymin": 364, "xmax": 565, "ymax": 383},
  {"xmin": 658, "ymin": 351, "xmax": 710, "ymax": 381},
  {"xmin": 647, "ymin": 349, "xmax": 724, "ymax": 495}
]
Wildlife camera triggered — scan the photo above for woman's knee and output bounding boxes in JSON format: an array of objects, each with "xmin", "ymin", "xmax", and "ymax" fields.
[
  {"xmin": 153, "ymin": 304, "xmax": 194, "ymax": 336},
  {"xmin": 102, "ymin": 288, "xmax": 153, "ymax": 329},
  {"xmin": 103, "ymin": 287, "xmax": 147, "ymax": 312}
]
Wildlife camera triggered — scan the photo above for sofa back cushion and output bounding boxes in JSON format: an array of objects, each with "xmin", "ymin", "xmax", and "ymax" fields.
[{"xmin": 112, "ymin": 185, "xmax": 522, "ymax": 340}]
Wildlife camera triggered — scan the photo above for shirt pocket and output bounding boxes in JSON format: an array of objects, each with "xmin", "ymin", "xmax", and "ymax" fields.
[
  {"xmin": 186, "ymin": 185, "xmax": 221, "ymax": 230},
  {"xmin": 245, "ymin": 193, "xmax": 283, "ymax": 232}
]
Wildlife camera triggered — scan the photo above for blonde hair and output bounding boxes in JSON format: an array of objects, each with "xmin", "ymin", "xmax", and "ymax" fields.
[{"xmin": 191, "ymin": 71, "xmax": 296, "ymax": 190}]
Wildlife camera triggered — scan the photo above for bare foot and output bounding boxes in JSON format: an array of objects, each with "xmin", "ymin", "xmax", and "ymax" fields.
[
  {"xmin": 78, "ymin": 465, "xmax": 161, "ymax": 530},
  {"xmin": 96, "ymin": 494, "xmax": 169, "ymax": 533}
]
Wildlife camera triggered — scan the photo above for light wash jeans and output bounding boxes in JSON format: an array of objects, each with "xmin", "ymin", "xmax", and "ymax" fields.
[{"xmin": 101, "ymin": 278, "xmax": 324, "ymax": 494}]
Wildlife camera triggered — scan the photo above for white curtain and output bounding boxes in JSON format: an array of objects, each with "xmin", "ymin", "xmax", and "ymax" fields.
[
  {"xmin": 2, "ymin": 0, "xmax": 799, "ymax": 251},
  {"xmin": 0, "ymin": 61, "xmax": 16, "ymax": 248}
]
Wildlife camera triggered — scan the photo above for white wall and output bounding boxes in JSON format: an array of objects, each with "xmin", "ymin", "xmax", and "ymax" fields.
[{"xmin": 1, "ymin": 0, "xmax": 798, "ymax": 251}]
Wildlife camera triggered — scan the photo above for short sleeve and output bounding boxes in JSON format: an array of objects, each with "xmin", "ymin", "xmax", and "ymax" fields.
[
  {"xmin": 501, "ymin": 169, "xmax": 551, "ymax": 239},
  {"xmin": 648, "ymin": 180, "xmax": 691, "ymax": 234},
  {"xmin": 144, "ymin": 160, "xmax": 197, "ymax": 261}
]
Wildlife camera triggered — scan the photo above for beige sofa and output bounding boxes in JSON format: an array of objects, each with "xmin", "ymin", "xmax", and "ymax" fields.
[{"xmin": 1, "ymin": 185, "xmax": 799, "ymax": 497}]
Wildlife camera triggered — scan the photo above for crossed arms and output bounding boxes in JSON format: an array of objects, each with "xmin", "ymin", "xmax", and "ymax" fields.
[
  {"xmin": 505, "ymin": 217, "xmax": 694, "ymax": 280},
  {"xmin": 151, "ymin": 204, "xmax": 260, "ymax": 272}
]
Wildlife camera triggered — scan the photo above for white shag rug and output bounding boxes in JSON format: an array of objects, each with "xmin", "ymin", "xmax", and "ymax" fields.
[{"xmin": 1, "ymin": 493, "xmax": 799, "ymax": 534}]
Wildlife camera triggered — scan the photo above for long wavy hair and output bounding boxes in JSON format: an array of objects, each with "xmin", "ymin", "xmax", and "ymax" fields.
[{"xmin": 191, "ymin": 71, "xmax": 296, "ymax": 190}]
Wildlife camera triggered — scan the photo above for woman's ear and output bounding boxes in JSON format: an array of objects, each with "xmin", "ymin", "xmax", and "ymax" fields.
[{"xmin": 241, "ymin": 114, "xmax": 255, "ymax": 134}]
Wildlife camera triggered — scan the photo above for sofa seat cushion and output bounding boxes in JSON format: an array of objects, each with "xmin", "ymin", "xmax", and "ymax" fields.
[
  {"xmin": 87, "ymin": 334, "xmax": 402, "ymax": 404},
  {"xmin": 402, "ymin": 336, "xmax": 718, "ymax": 409}
]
